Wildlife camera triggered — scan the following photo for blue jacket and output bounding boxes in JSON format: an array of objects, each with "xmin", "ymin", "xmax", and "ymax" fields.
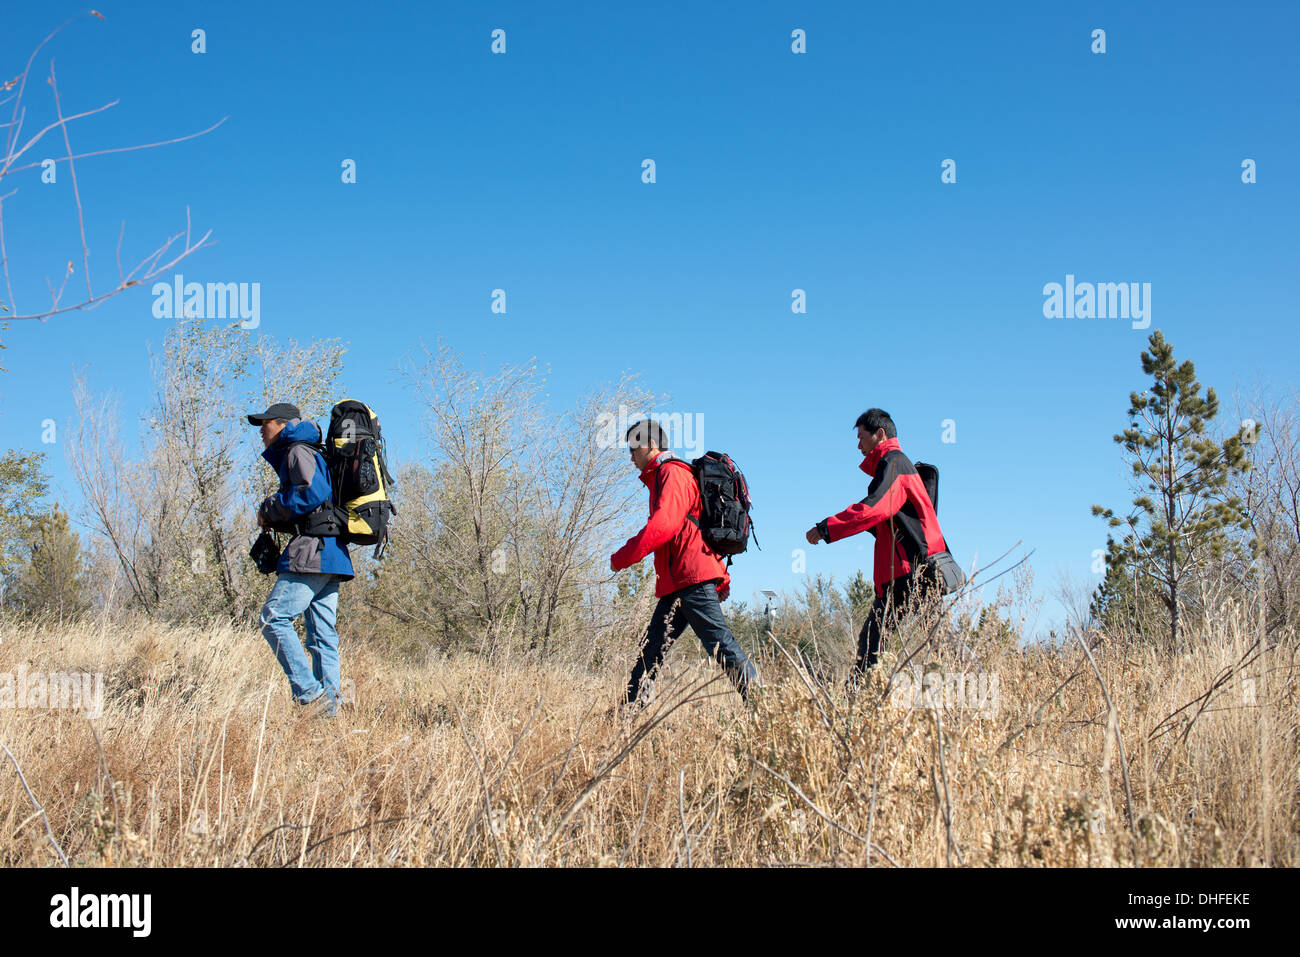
[{"xmin": 258, "ymin": 420, "xmax": 354, "ymax": 579}]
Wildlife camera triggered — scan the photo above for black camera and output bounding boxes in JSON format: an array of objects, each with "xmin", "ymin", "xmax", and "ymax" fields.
[{"xmin": 250, "ymin": 532, "xmax": 281, "ymax": 575}]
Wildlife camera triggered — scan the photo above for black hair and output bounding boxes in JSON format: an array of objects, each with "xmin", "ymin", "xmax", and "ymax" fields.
[
  {"xmin": 625, "ymin": 418, "xmax": 669, "ymax": 451},
  {"xmin": 854, "ymin": 408, "xmax": 896, "ymax": 438}
]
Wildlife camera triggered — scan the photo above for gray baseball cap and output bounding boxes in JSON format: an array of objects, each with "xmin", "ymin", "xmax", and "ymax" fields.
[{"xmin": 246, "ymin": 402, "xmax": 301, "ymax": 426}]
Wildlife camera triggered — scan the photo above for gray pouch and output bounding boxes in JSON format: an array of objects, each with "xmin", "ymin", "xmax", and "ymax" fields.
[{"xmin": 920, "ymin": 549, "xmax": 965, "ymax": 595}]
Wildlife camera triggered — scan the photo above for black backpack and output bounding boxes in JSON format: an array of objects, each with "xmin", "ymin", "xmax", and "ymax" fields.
[
  {"xmin": 687, "ymin": 451, "xmax": 757, "ymax": 560},
  {"xmin": 904, "ymin": 459, "xmax": 964, "ymax": 594},
  {"xmin": 323, "ymin": 400, "xmax": 397, "ymax": 556},
  {"xmin": 915, "ymin": 461, "xmax": 940, "ymax": 513}
]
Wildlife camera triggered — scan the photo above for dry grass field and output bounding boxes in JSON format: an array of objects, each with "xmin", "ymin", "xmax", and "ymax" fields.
[{"xmin": 0, "ymin": 604, "xmax": 1294, "ymax": 867}]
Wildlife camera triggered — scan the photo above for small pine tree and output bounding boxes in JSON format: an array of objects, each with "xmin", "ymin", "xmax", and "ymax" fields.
[
  {"xmin": 842, "ymin": 569, "xmax": 875, "ymax": 623},
  {"xmin": 1088, "ymin": 539, "xmax": 1168, "ymax": 641},
  {"xmin": 1092, "ymin": 331, "xmax": 1251, "ymax": 654},
  {"xmin": 8, "ymin": 504, "xmax": 90, "ymax": 618}
]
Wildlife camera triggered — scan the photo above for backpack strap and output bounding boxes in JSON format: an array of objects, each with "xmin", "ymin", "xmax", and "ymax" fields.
[
  {"xmin": 285, "ymin": 439, "xmax": 326, "ymax": 458},
  {"xmin": 878, "ymin": 449, "xmax": 955, "ymax": 562},
  {"xmin": 283, "ymin": 440, "xmax": 342, "ymax": 538},
  {"xmin": 654, "ymin": 456, "xmax": 698, "ymax": 526}
]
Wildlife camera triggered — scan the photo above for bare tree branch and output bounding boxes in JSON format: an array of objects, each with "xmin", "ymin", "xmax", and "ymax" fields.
[{"xmin": 0, "ymin": 12, "xmax": 225, "ymax": 322}]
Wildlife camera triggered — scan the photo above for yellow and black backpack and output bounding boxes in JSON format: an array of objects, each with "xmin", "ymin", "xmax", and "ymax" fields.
[{"xmin": 324, "ymin": 400, "xmax": 396, "ymax": 557}]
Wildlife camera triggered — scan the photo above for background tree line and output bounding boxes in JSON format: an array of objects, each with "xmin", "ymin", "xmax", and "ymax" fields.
[{"xmin": 1, "ymin": 322, "xmax": 1296, "ymax": 664}]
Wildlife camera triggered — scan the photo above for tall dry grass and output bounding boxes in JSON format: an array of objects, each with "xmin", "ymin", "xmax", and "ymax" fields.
[{"xmin": 0, "ymin": 600, "xmax": 1295, "ymax": 867}]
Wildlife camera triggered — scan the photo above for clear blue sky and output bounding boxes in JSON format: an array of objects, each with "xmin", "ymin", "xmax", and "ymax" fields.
[{"xmin": 2, "ymin": 1, "xmax": 1296, "ymax": 636}]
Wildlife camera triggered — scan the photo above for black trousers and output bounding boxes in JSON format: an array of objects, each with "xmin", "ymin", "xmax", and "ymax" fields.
[
  {"xmin": 624, "ymin": 581, "xmax": 756, "ymax": 703},
  {"xmin": 855, "ymin": 574, "xmax": 921, "ymax": 673}
]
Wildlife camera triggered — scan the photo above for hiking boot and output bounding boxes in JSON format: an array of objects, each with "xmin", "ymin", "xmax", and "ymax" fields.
[
  {"xmin": 604, "ymin": 693, "xmax": 653, "ymax": 725},
  {"xmin": 301, "ymin": 692, "xmax": 338, "ymax": 720}
]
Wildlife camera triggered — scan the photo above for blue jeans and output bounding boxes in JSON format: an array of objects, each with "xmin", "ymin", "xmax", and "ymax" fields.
[
  {"xmin": 260, "ymin": 572, "xmax": 342, "ymax": 711},
  {"xmin": 625, "ymin": 580, "xmax": 756, "ymax": 703}
]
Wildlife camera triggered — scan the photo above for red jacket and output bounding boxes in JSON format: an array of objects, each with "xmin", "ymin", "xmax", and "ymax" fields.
[
  {"xmin": 817, "ymin": 437, "xmax": 949, "ymax": 589},
  {"xmin": 610, "ymin": 452, "xmax": 731, "ymax": 599}
]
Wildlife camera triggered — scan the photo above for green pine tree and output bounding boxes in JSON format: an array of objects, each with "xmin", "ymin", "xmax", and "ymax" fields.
[
  {"xmin": 1088, "ymin": 542, "xmax": 1168, "ymax": 641},
  {"xmin": 842, "ymin": 569, "xmax": 875, "ymax": 623},
  {"xmin": 8, "ymin": 504, "xmax": 90, "ymax": 618},
  {"xmin": 1092, "ymin": 330, "xmax": 1251, "ymax": 654}
]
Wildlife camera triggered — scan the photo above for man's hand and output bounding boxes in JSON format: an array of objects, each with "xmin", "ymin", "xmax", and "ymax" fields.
[{"xmin": 805, "ymin": 526, "xmax": 823, "ymax": 545}]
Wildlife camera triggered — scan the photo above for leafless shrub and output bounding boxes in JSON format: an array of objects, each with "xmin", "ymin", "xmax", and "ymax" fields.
[{"xmin": 358, "ymin": 342, "xmax": 658, "ymax": 662}]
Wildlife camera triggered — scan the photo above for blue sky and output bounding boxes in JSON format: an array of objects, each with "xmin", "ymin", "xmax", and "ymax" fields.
[{"xmin": 2, "ymin": 1, "xmax": 1296, "ymax": 635}]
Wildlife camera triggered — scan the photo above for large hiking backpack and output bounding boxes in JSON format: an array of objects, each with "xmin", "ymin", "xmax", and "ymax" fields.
[
  {"xmin": 687, "ymin": 451, "xmax": 757, "ymax": 560},
  {"xmin": 323, "ymin": 400, "xmax": 397, "ymax": 556}
]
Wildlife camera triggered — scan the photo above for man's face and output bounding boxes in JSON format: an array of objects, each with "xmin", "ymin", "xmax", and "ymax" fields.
[
  {"xmin": 857, "ymin": 425, "xmax": 887, "ymax": 456},
  {"xmin": 629, "ymin": 444, "xmax": 657, "ymax": 471},
  {"xmin": 260, "ymin": 418, "xmax": 286, "ymax": 448}
]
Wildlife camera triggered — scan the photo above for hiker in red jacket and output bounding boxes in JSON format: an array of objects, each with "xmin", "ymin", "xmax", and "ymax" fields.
[
  {"xmin": 611, "ymin": 419, "xmax": 756, "ymax": 705},
  {"xmin": 805, "ymin": 408, "xmax": 951, "ymax": 675}
]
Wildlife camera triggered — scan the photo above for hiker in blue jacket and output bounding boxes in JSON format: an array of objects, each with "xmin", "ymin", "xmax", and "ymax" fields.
[{"xmin": 248, "ymin": 402, "xmax": 353, "ymax": 718}]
